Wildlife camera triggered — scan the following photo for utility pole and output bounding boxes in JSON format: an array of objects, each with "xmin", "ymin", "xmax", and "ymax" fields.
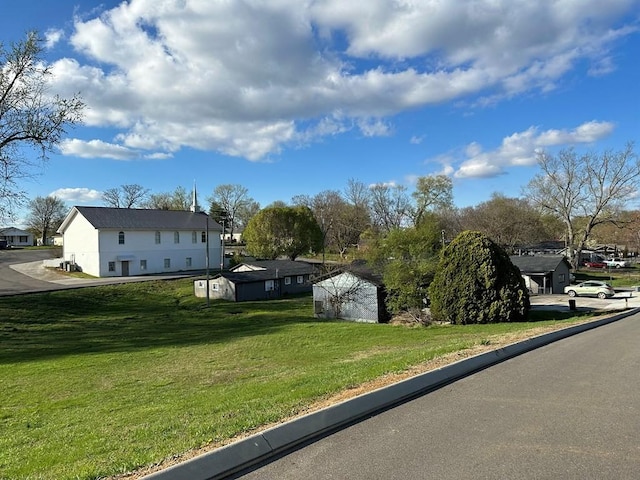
[
  {"xmin": 220, "ymin": 217, "xmax": 225, "ymax": 271},
  {"xmin": 205, "ymin": 213, "xmax": 210, "ymax": 307}
]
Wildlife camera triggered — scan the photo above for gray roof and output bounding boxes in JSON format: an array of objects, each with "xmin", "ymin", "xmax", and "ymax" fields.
[
  {"xmin": 219, "ymin": 260, "xmax": 315, "ymax": 284},
  {"xmin": 313, "ymin": 265, "xmax": 384, "ymax": 287},
  {"xmin": 510, "ymin": 255, "xmax": 571, "ymax": 274},
  {"xmin": 231, "ymin": 260, "xmax": 314, "ymax": 275},
  {"xmin": 64, "ymin": 206, "xmax": 220, "ymax": 231}
]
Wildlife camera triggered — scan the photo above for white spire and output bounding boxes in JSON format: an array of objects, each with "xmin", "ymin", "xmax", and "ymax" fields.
[{"xmin": 190, "ymin": 181, "xmax": 201, "ymax": 212}]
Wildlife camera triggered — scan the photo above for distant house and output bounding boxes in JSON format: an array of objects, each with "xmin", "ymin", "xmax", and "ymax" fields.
[
  {"xmin": 510, "ymin": 255, "xmax": 572, "ymax": 294},
  {"xmin": 0, "ymin": 227, "xmax": 34, "ymax": 247},
  {"xmin": 312, "ymin": 267, "xmax": 389, "ymax": 323},
  {"xmin": 57, "ymin": 206, "xmax": 221, "ymax": 277},
  {"xmin": 222, "ymin": 228, "xmax": 243, "ymax": 244},
  {"xmin": 50, "ymin": 234, "xmax": 64, "ymax": 247},
  {"xmin": 194, "ymin": 259, "xmax": 315, "ymax": 302}
]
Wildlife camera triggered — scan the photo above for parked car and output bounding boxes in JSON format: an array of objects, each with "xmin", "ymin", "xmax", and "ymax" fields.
[
  {"xmin": 564, "ymin": 281, "xmax": 615, "ymax": 299},
  {"xmin": 583, "ymin": 260, "xmax": 607, "ymax": 268},
  {"xmin": 604, "ymin": 257, "xmax": 630, "ymax": 268}
]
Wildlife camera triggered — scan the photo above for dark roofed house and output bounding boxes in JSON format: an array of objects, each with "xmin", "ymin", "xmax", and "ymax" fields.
[
  {"xmin": 195, "ymin": 259, "xmax": 316, "ymax": 302},
  {"xmin": 57, "ymin": 206, "xmax": 221, "ymax": 277},
  {"xmin": 510, "ymin": 255, "xmax": 572, "ymax": 294}
]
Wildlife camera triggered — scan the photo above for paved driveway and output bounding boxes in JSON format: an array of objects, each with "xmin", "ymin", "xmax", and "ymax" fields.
[
  {"xmin": 0, "ymin": 248, "xmax": 200, "ymax": 296},
  {"xmin": 236, "ymin": 314, "xmax": 640, "ymax": 479},
  {"xmin": 0, "ymin": 248, "xmax": 64, "ymax": 295}
]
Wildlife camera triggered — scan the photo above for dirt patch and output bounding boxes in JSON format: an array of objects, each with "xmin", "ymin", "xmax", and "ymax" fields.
[{"xmin": 110, "ymin": 313, "xmax": 620, "ymax": 479}]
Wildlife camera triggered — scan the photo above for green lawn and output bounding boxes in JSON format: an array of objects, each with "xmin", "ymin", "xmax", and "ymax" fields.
[
  {"xmin": 0, "ymin": 280, "xmax": 608, "ymax": 479},
  {"xmin": 574, "ymin": 265, "xmax": 640, "ymax": 287}
]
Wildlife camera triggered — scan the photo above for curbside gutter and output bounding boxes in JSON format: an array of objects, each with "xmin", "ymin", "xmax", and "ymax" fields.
[{"xmin": 142, "ymin": 308, "xmax": 639, "ymax": 480}]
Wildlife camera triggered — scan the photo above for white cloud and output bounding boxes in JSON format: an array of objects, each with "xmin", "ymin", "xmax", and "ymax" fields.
[
  {"xmin": 50, "ymin": 187, "xmax": 103, "ymax": 203},
  {"xmin": 450, "ymin": 120, "xmax": 615, "ymax": 178},
  {"xmin": 59, "ymin": 139, "xmax": 140, "ymax": 160},
  {"xmin": 44, "ymin": 29, "xmax": 64, "ymax": 49},
  {"xmin": 357, "ymin": 118, "xmax": 392, "ymax": 137},
  {"xmin": 43, "ymin": 0, "xmax": 637, "ymax": 161}
]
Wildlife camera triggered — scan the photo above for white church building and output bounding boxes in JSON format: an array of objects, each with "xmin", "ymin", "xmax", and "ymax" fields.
[{"xmin": 57, "ymin": 195, "xmax": 221, "ymax": 278}]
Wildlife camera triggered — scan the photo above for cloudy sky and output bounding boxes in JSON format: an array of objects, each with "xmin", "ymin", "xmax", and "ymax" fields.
[{"xmin": 3, "ymin": 0, "xmax": 639, "ymax": 221}]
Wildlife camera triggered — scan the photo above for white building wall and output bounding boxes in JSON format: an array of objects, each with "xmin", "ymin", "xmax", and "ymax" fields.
[
  {"xmin": 314, "ymin": 272, "xmax": 381, "ymax": 323},
  {"xmin": 96, "ymin": 229, "xmax": 221, "ymax": 277},
  {"xmin": 62, "ymin": 213, "xmax": 101, "ymax": 276}
]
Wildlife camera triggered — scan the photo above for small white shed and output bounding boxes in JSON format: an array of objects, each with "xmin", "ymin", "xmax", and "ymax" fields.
[{"xmin": 313, "ymin": 269, "xmax": 388, "ymax": 323}]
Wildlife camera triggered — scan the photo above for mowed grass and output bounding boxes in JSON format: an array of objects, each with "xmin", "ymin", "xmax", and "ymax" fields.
[{"xmin": 0, "ymin": 280, "xmax": 605, "ymax": 480}]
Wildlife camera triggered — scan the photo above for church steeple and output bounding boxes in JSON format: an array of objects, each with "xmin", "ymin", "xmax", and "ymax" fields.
[{"xmin": 190, "ymin": 181, "xmax": 201, "ymax": 212}]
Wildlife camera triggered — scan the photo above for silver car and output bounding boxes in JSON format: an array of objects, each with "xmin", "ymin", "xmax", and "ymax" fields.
[{"xmin": 564, "ymin": 281, "xmax": 615, "ymax": 299}]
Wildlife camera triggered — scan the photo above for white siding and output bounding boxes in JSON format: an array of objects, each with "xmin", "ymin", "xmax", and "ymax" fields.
[
  {"xmin": 94, "ymin": 229, "xmax": 221, "ymax": 277},
  {"xmin": 62, "ymin": 213, "xmax": 101, "ymax": 276},
  {"xmin": 62, "ymin": 211, "xmax": 221, "ymax": 277},
  {"xmin": 313, "ymin": 272, "xmax": 381, "ymax": 323}
]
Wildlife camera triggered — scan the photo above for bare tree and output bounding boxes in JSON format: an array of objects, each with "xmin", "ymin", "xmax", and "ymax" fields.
[
  {"xmin": 458, "ymin": 193, "xmax": 549, "ymax": 251},
  {"xmin": 143, "ymin": 186, "xmax": 190, "ymax": 210},
  {"xmin": 26, "ymin": 195, "xmax": 67, "ymax": 245},
  {"xmin": 293, "ymin": 190, "xmax": 370, "ymax": 260},
  {"xmin": 102, "ymin": 184, "xmax": 149, "ymax": 208},
  {"xmin": 207, "ymin": 184, "xmax": 256, "ymax": 238},
  {"xmin": 524, "ymin": 143, "xmax": 639, "ymax": 267},
  {"xmin": 344, "ymin": 178, "xmax": 370, "ymax": 211},
  {"xmin": 0, "ymin": 32, "xmax": 84, "ymax": 220},
  {"xmin": 369, "ymin": 184, "xmax": 412, "ymax": 232},
  {"xmin": 235, "ymin": 199, "xmax": 260, "ymax": 230}
]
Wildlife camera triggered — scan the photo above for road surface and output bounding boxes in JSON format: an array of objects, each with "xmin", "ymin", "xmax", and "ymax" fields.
[
  {"xmin": 235, "ymin": 314, "xmax": 640, "ymax": 479},
  {"xmin": 0, "ymin": 248, "xmax": 63, "ymax": 295}
]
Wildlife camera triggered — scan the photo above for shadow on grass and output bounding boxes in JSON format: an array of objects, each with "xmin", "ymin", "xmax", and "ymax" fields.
[{"xmin": 0, "ymin": 280, "xmax": 316, "ymax": 363}]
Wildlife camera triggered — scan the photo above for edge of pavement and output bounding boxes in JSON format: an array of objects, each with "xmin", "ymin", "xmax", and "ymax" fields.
[{"xmin": 141, "ymin": 307, "xmax": 640, "ymax": 480}]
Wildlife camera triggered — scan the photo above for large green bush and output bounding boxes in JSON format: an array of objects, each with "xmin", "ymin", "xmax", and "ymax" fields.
[{"xmin": 429, "ymin": 231, "xmax": 529, "ymax": 324}]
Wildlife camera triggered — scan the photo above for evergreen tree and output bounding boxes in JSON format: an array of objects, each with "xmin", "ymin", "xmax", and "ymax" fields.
[{"xmin": 429, "ymin": 231, "xmax": 529, "ymax": 324}]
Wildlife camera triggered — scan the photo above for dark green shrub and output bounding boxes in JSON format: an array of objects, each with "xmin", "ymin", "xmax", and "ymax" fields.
[{"xmin": 429, "ymin": 231, "xmax": 529, "ymax": 324}]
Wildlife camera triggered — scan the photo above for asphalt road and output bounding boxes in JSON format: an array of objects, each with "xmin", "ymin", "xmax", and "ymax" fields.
[
  {"xmin": 0, "ymin": 248, "xmax": 63, "ymax": 295},
  {"xmin": 0, "ymin": 248, "xmax": 205, "ymax": 297},
  {"xmin": 235, "ymin": 314, "xmax": 640, "ymax": 480}
]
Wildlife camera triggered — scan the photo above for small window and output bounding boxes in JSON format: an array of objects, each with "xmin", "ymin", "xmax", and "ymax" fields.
[
  {"xmin": 201, "ymin": 231, "xmax": 206, "ymax": 243},
  {"xmin": 118, "ymin": 231, "xmax": 125, "ymax": 245},
  {"xmin": 297, "ymin": 275, "xmax": 304, "ymax": 284},
  {"xmin": 186, "ymin": 257, "xmax": 192, "ymax": 267},
  {"xmin": 211, "ymin": 283, "xmax": 219, "ymax": 291},
  {"xmin": 559, "ymin": 273, "xmax": 566, "ymax": 282},
  {"xmin": 108, "ymin": 261, "xmax": 115, "ymax": 272},
  {"xmin": 155, "ymin": 231, "xmax": 161, "ymax": 244},
  {"xmin": 192, "ymin": 231, "xmax": 197, "ymax": 244},
  {"xmin": 174, "ymin": 231, "xmax": 180, "ymax": 244},
  {"xmin": 140, "ymin": 260, "xmax": 147, "ymax": 271},
  {"xmin": 284, "ymin": 276, "xmax": 291, "ymax": 285},
  {"xmin": 265, "ymin": 280, "xmax": 274, "ymax": 291},
  {"xmin": 164, "ymin": 258, "xmax": 171, "ymax": 269}
]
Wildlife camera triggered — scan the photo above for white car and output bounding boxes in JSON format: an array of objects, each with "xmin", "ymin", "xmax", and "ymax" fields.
[
  {"xmin": 604, "ymin": 258, "xmax": 629, "ymax": 268},
  {"xmin": 564, "ymin": 281, "xmax": 616, "ymax": 299}
]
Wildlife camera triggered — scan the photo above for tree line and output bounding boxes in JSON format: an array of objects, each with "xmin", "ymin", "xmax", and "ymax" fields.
[
  {"xmin": 22, "ymin": 142, "xmax": 640, "ymax": 267},
  {"xmin": 4, "ymin": 31, "xmax": 640, "ymax": 322}
]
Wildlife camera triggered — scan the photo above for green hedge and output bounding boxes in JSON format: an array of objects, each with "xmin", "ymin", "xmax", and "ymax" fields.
[{"xmin": 429, "ymin": 231, "xmax": 529, "ymax": 324}]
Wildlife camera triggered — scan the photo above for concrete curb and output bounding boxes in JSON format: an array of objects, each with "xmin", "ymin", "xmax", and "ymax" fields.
[{"xmin": 142, "ymin": 308, "xmax": 639, "ymax": 480}]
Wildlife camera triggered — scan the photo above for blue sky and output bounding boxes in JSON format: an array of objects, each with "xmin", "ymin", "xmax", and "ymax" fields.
[{"xmin": 3, "ymin": 1, "xmax": 639, "ymax": 224}]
